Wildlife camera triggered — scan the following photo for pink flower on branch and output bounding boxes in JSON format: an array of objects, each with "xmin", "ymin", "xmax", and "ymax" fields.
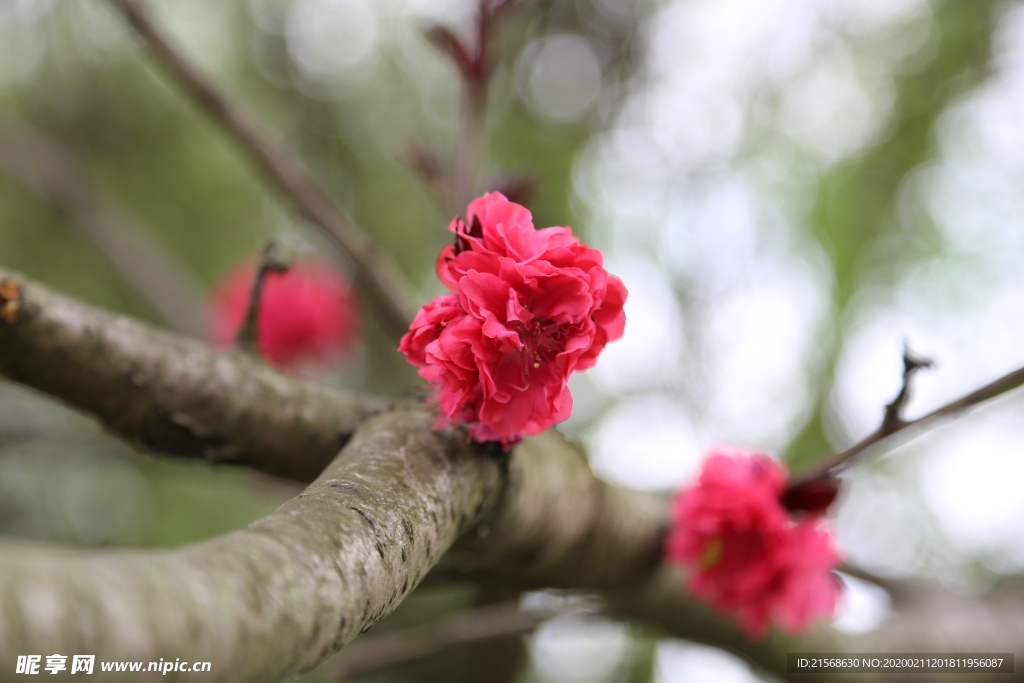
[
  {"xmin": 665, "ymin": 449, "xmax": 842, "ymax": 640},
  {"xmin": 209, "ymin": 257, "xmax": 359, "ymax": 370},
  {"xmin": 399, "ymin": 192, "xmax": 626, "ymax": 444}
]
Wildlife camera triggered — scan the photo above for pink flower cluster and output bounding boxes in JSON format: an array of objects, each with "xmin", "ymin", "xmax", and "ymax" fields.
[
  {"xmin": 665, "ymin": 449, "xmax": 841, "ymax": 640},
  {"xmin": 399, "ymin": 192, "xmax": 626, "ymax": 443},
  {"xmin": 209, "ymin": 257, "xmax": 359, "ymax": 369}
]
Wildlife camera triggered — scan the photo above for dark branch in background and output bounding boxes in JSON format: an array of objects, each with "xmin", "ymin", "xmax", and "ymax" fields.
[
  {"xmin": 0, "ymin": 267, "xmax": 386, "ymax": 481},
  {"xmin": 331, "ymin": 597, "xmax": 597, "ymax": 679},
  {"xmin": 0, "ymin": 119, "xmax": 206, "ymax": 336},
  {"xmin": 790, "ymin": 353, "xmax": 1024, "ymax": 489},
  {"xmin": 235, "ymin": 241, "xmax": 289, "ymax": 353},
  {"xmin": 880, "ymin": 343, "xmax": 934, "ymax": 433},
  {"xmin": 104, "ymin": 0, "xmax": 417, "ymax": 343},
  {"xmin": 784, "ymin": 345, "xmax": 931, "ymax": 513},
  {"xmin": 427, "ymin": 0, "xmax": 520, "ymax": 211}
]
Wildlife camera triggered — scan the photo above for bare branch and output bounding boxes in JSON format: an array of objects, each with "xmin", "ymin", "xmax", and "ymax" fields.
[
  {"xmin": 0, "ymin": 266, "xmax": 385, "ymax": 481},
  {"xmin": 0, "ymin": 120, "xmax": 206, "ymax": 337},
  {"xmin": 104, "ymin": 0, "xmax": 418, "ymax": 342},
  {"xmin": 791, "ymin": 360, "xmax": 1024, "ymax": 487},
  {"xmin": 879, "ymin": 343, "xmax": 934, "ymax": 433}
]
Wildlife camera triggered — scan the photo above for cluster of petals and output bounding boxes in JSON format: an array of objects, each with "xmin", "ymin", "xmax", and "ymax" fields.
[
  {"xmin": 209, "ymin": 257, "xmax": 359, "ymax": 369},
  {"xmin": 399, "ymin": 192, "xmax": 626, "ymax": 443},
  {"xmin": 664, "ymin": 449, "xmax": 841, "ymax": 640}
]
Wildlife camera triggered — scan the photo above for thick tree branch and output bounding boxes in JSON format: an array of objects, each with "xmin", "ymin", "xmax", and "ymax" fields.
[
  {"xmin": 0, "ymin": 267, "xmax": 385, "ymax": 481},
  {"xmin": 451, "ymin": 430, "xmax": 666, "ymax": 589},
  {"xmin": 610, "ymin": 568, "xmax": 1024, "ymax": 683},
  {"xmin": 0, "ymin": 407, "xmax": 504, "ymax": 682},
  {"xmin": 104, "ymin": 0, "xmax": 417, "ymax": 342},
  {"xmin": 3, "ymin": 270, "xmax": 1024, "ymax": 681}
]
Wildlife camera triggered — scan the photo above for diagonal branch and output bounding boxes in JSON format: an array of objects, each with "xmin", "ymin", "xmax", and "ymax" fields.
[
  {"xmin": 0, "ymin": 120, "xmax": 207, "ymax": 337},
  {"xmin": 0, "ymin": 266, "xmax": 385, "ymax": 481},
  {"xmin": 105, "ymin": 0, "xmax": 417, "ymax": 342},
  {"xmin": 790, "ymin": 361, "xmax": 1024, "ymax": 488},
  {"xmin": 0, "ymin": 407, "xmax": 505, "ymax": 683}
]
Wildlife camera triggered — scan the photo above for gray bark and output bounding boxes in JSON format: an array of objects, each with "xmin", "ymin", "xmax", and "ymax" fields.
[
  {"xmin": 0, "ymin": 268, "xmax": 1022, "ymax": 683},
  {"xmin": 0, "ymin": 267, "xmax": 385, "ymax": 481},
  {"xmin": 0, "ymin": 407, "xmax": 502, "ymax": 682}
]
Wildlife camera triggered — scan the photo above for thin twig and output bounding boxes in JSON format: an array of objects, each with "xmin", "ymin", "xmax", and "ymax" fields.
[
  {"xmin": 235, "ymin": 241, "xmax": 289, "ymax": 353},
  {"xmin": 0, "ymin": 120, "xmax": 206, "ymax": 336},
  {"xmin": 332, "ymin": 598, "xmax": 596, "ymax": 679},
  {"xmin": 880, "ymin": 343, "xmax": 934, "ymax": 433},
  {"xmin": 792, "ymin": 359, "xmax": 1024, "ymax": 487},
  {"xmin": 105, "ymin": 0, "xmax": 417, "ymax": 342}
]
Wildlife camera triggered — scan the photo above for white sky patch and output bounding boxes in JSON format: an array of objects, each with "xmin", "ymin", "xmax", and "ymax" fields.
[
  {"xmin": 591, "ymin": 256, "xmax": 684, "ymax": 394},
  {"xmin": 587, "ymin": 394, "xmax": 699, "ymax": 491},
  {"xmin": 834, "ymin": 468, "xmax": 928, "ymax": 577},
  {"xmin": 662, "ymin": 178, "xmax": 760, "ymax": 292},
  {"xmin": 516, "ymin": 34, "xmax": 603, "ymax": 124},
  {"xmin": 700, "ymin": 251, "xmax": 830, "ymax": 451},
  {"xmin": 654, "ymin": 641, "xmax": 762, "ymax": 683},
  {"xmin": 286, "ymin": 0, "xmax": 379, "ymax": 89},
  {"xmin": 832, "ymin": 572, "xmax": 893, "ymax": 635},
  {"xmin": 778, "ymin": 47, "xmax": 894, "ymax": 164},
  {"xmin": 922, "ymin": 418, "xmax": 1024, "ymax": 554},
  {"xmin": 527, "ymin": 615, "xmax": 631, "ymax": 683},
  {"xmin": 574, "ymin": 127, "xmax": 673, "ymax": 248}
]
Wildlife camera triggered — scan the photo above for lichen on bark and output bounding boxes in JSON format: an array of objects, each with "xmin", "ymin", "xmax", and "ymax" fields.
[
  {"xmin": 0, "ymin": 406, "xmax": 504, "ymax": 682},
  {"xmin": 0, "ymin": 267, "xmax": 385, "ymax": 481}
]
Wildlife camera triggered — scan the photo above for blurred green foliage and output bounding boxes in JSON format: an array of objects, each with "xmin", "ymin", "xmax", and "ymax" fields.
[
  {"xmin": 0, "ymin": 0, "xmax": 1011, "ymax": 680},
  {"xmin": 784, "ymin": 0, "xmax": 1002, "ymax": 468}
]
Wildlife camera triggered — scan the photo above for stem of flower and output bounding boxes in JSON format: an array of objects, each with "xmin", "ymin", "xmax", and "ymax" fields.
[{"xmin": 235, "ymin": 241, "xmax": 289, "ymax": 353}]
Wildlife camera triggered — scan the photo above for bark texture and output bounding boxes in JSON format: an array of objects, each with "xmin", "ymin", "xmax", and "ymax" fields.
[
  {"xmin": 0, "ymin": 407, "xmax": 503, "ymax": 682},
  {"xmin": 0, "ymin": 267, "xmax": 385, "ymax": 481},
  {"xmin": 1, "ymin": 269, "xmax": 1023, "ymax": 683}
]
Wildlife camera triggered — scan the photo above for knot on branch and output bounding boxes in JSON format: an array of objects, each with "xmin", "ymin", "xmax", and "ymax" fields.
[
  {"xmin": 881, "ymin": 343, "xmax": 935, "ymax": 434},
  {"xmin": 0, "ymin": 278, "xmax": 22, "ymax": 324}
]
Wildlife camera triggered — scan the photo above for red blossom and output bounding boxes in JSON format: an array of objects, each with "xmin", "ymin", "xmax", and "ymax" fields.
[
  {"xmin": 665, "ymin": 449, "xmax": 841, "ymax": 640},
  {"xmin": 208, "ymin": 257, "xmax": 359, "ymax": 369},
  {"xmin": 399, "ymin": 192, "xmax": 626, "ymax": 443}
]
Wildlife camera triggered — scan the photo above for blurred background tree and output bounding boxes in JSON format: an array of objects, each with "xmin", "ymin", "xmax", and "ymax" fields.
[{"xmin": 1, "ymin": 0, "xmax": 1024, "ymax": 680}]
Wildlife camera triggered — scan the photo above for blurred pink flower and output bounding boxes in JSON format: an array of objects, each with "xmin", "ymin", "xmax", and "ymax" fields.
[
  {"xmin": 209, "ymin": 257, "xmax": 359, "ymax": 369},
  {"xmin": 665, "ymin": 449, "xmax": 841, "ymax": 640},
  {"xmin": 400, "ymin": 192, "xmax": 626, "ymax": 443}
]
